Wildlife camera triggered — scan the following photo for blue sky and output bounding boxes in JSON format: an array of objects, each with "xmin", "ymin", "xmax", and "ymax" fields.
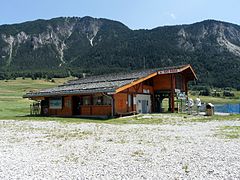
[{"xmin": 1, "ymin": 0, "xmax": 239, "ymax": 29}]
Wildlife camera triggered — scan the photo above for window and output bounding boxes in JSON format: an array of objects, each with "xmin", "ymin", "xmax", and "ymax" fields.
[
  {"xmin": 93, "ymin": 95, "xmax": 102, "ymax": 105},
  {"xmin": 93, "ymin": 95, "xmax": 112, "ymax": 105},
  {"xmin": 49, "ymin": 97, "xmax": 62, "ymax": 109},
  {"xmin": 103, "ymin": 96, "xmax": 112, "ymax": 105},
  {"xmin": 143, "ymin": 89, "xmax": 150, "ymax": 94},
  {"xmin": 82, "ymin": 96, "xmax": 90, "ymax": 105},
  {"xmin": 128, "ymin": 94, "xmax": 132, "ymax": 107}
]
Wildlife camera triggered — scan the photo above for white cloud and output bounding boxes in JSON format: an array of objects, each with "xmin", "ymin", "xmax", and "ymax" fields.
[{"xmin": 170, "ymin": 13, "xmax": 176, "ymax": 20}]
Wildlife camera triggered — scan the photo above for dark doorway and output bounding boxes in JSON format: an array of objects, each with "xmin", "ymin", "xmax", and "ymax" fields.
[
  {"xmin": 154, "ymin": 91, "xmax": 171, "ymax": 113},
  {"xmin": 72, "ymin": 96, "xmax": 81, "ymax": 115},
  {"xmin": 41, "ymin": 99, "xmax": 49, "ymax": 115}
]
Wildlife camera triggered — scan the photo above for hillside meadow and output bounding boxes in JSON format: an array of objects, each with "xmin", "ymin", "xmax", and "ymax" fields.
[
  {"xmin": 0, "ymin": 78, "xmax": 239, "ymax": 123},
  {"xmin": 0, "ymin": 78, "xmax": 72, "ymax": 120}
]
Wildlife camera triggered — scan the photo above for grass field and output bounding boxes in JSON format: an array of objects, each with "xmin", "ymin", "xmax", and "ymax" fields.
[
  {"xmin": 0, "ymin": 78, "xmax": 239, "ymax": 123},
  {"xmin": 0, "ymin": 78, "xmax": 72, "ymax": 120},
  {"xmin": 189, "ymin": 92, "xmax": 240, "ymax": 104}
]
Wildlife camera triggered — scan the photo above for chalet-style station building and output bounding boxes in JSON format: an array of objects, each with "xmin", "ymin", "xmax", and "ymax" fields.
[{"xmin": 23, "ymin": 64, "xmax": 197, "ymax": 117}]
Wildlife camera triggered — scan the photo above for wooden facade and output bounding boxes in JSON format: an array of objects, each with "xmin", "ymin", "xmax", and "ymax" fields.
[{"xmin": 24, "ymin": 64, "xmax": 197, "ymax": 117}]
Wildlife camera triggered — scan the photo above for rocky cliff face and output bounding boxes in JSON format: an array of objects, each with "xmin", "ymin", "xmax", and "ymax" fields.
[
  {"xmin": 0, "ymin": 17, "xmax": 107, "ymax": 68},
  {"xmin": 177, "ymin": 20, "xmax": 240, "ymax": 56},
  {"xmin": 0, "ymin": 17, "xmax": 240, "ymax": 87}
]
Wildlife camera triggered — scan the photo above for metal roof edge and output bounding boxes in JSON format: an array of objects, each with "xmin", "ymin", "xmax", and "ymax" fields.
[{"xmin": 23, "ymin": 89, "xmax": 116, "ymax": 99}]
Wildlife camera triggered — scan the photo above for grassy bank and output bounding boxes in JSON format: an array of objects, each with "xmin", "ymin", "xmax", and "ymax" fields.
[
  {"xmin": 0, "ymin": 78, "xmax": 71, "ymax": 120},
  {"xmin": 217, "ymin": 126, "xmax": 240, "ymax": 139},
  {"xmin": 189, "ymin": 91, "xmax": 240, "ymax": 104}
]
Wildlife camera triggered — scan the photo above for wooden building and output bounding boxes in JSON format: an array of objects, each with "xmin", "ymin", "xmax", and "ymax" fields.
[{"xmin": 23, "ymin": 64, "xmax": 197, "ymax": 117}]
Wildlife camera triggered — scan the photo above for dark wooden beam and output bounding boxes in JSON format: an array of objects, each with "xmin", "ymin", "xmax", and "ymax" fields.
[{"xmin": 171, "ymin": 74, "xmax": 175, "ymax": 113}]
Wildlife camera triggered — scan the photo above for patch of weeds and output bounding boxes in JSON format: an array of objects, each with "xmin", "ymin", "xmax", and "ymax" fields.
[
  {"xmin": 174, "ymin": 114, "xmax": 240, "ymax": 123},
  {"xmin": 161, "ymin": 146, "xmax": 167, "ymax": 152},
  {"xmin": 137, "ymin": 139, "xmax": 144, "ymax": 144},
  {"xmin": 216, "ymin": 126, "xmax": 240, "ymax": 139},
  {"xmin": 106, "ymin": 138, "xmax": 113, "ymax": 142},
  {"xmin": 67, "ymin": 131, "xmax": 93, "ymax": 138},
  {"xmin": 64, "ymin": 153, "xmax": 79, "ymax": 163},
  {"xmin": 8, "ymin": 137, "xmax": 23, "ymax": 143},
  {"xmin": 116, "ymin": 114, "xmax": 164, "ymax": 124},
  {"xmin": 182, "ymin": 164, "xmax": 190, "ymax": 174},
  {"xmin": 47, "ymin": 130, "xmax": 92, "ymax": 140},
  {"xmin": 132, "ymin": 150, "xmax": 145, "ymax": 157},
  {"xmin": 51, "ymin": 159, "xmax": 61, "ymax": 164},
  {"xmin": 175, "ymin": 136, "xmax": 181, "ymax": 140},
  {"xmin": 116, "ymin": 137, "xmax": 127, "ymax": 144}
]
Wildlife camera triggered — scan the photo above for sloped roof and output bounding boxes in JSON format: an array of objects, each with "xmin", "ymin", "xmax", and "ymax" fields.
[{"xmin": 23, "ymin": 64, "xmax": 196, "ymax": 98}]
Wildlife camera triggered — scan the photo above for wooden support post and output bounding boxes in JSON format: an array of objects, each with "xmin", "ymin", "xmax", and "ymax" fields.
[
  {"xmin": 111, "ymin": 95, "xmax": 115, "ymax": 117},
  {"xmin": 185, "ymin": 79, "xmax": 188, "ymax": 95},
  {"xmin": 90, "ymin": 95, "xmax": 93, "ymax": 115},
  {"xmin": 171, "ymin": 93, "xmax": 174, "ymax": 113},
  {"xmin": 168, "ymin": 97, "xmax": 171, "ymax": 112},
  {"xmin": 171, "ymin": 74, "xmax": 175, "ymax": 113}
]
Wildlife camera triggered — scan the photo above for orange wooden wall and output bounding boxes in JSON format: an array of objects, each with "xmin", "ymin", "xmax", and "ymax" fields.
[
  {"xmin": 114, "ymin": 83, "xmax": 154, "ymax": 114},
  {"xmin": 80, "ymin": 106, "xmax": 91, "ymax": 115},
  {"xmin": 153, "ymin": 74, "xmax": 171, "ymax": 90},
  {"xmin": 48, "ymin": 96, "xmax": 112, "ymax": 116},
  {"xmin": 80, "ymin": 105, "xmax": 111, "ymax": 116},
  {"xmin": 114, "ymin": 93, "xmax": 128, "ymax": 114},
  {"xmin": 92, "ymin": 106, "xmax": 112, "ymax": 116}
]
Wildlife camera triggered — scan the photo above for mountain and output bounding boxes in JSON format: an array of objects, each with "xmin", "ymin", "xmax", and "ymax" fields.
[{"xmin": 0, "ymin": 17, "xmax": 240, "ymax": 88}]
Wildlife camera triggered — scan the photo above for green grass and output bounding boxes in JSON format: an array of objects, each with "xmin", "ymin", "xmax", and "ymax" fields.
[
  {"xmin": 216, "ymin": 126, "xmax": 240, "ymax": 139},
  {"xmin": 0, "ymin": 78, "xmax": 73, "ymax": 120},
  {"xmin": 189, "ymin": 92, "xmax": 240, "ymax": 104},
  {"xmin": 194, "ymin": 114, "xmax": 240, "ymax": 122},
  {"xmin": 0, "ymin": 78, "xmax": 240, "ymax": 124}
]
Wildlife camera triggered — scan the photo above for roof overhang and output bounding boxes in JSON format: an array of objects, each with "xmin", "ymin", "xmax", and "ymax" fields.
[
  {"xmin": 115, "ymin": 64, "xmax": 197, "ymax": 93},
  {"xmin": 180, "ymin": 64, "xmax": 198, "ymax": 80},
  {"xmin": 23, "ymin": 89, "xmax": 116, "ymax": 99},
  {"xmin": 115, "ymin": 72, "xmax": 158, "ymax": 93},
  {"xmin": 157, "ymin": 64, "xmax": 197, "ymax": 80}
]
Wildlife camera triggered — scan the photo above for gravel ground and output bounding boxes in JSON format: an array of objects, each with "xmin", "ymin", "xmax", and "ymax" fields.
[{"xmin": 0, "ymin": 118, "xmax": 240, "ymax": 179}]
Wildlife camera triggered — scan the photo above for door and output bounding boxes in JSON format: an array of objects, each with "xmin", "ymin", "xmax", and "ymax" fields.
[
  {"xmin": 155, "ymin": 94, "xmax": 162, "ymax": 113},
  {"xmin": 141, "ymin": 100, "xmax": 148, "ymax": 114},
  {"xmin": 72, "ymin": 96, "xmax": 81, "ymax": 115},
  {"xmin": 136, "ymin": 94, "xmax": 151, "ymax": 114}
]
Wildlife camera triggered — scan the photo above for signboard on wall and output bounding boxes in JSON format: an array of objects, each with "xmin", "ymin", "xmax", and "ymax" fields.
[
  {"xmin": 158, "ymin": 68, "xmax": 180, "ymax": 75},
  {"xmin": 49, "ymin": 97, "xmax": 62, "ymax": 109}
]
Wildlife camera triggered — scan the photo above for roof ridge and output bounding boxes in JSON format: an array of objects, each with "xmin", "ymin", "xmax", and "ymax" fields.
[
  {"xmin": 62, "ymin": 64, "xmax": 189, "ymax": 86},
  {"xmin": 63, "ymin": 77, "xmax": 137, "ymax": 86}
]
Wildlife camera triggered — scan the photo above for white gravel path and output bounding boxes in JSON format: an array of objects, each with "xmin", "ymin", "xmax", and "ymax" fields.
[{"xmin": 0, "ymin": 119, "xmax": 240, "ymax": 179}]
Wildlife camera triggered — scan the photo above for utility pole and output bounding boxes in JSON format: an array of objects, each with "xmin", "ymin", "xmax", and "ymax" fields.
[{"xmin": 143, "ymin": 57, "xmax": 146, "ymax": 70}]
